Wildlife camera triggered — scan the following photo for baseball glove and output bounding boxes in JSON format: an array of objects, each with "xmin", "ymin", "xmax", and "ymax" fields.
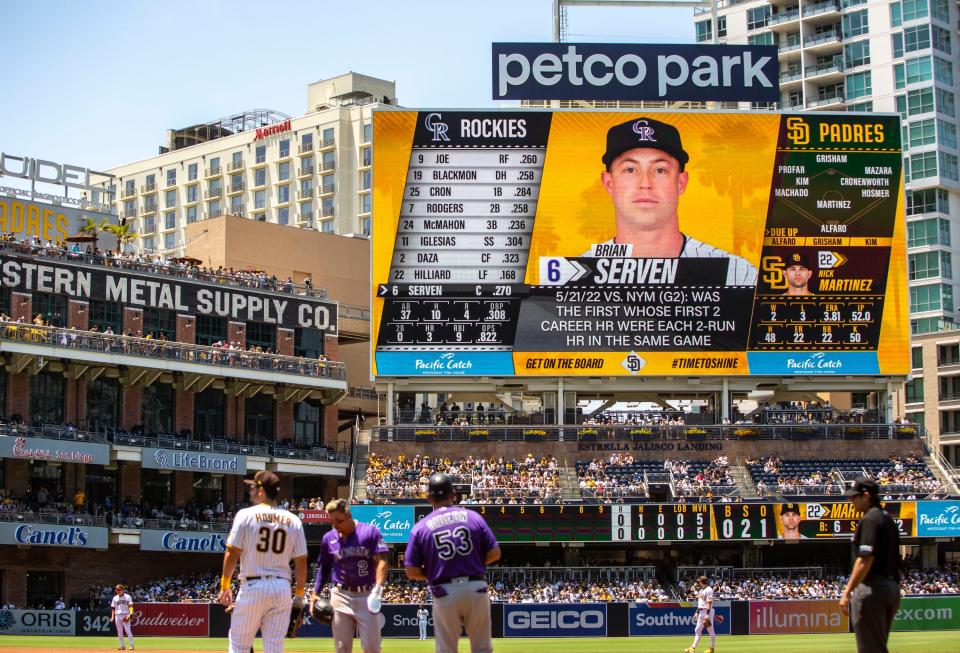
[
  {"xmin": 310, "ymin": 597, "xmax": 334, "ymax": 626},
  {"xmin": 702, "ymin": 618, "xmax": 712, "ymax": 628},
  {"xmin": 287, "ymin": 601, "xmax": 305, "ymax": 638}
]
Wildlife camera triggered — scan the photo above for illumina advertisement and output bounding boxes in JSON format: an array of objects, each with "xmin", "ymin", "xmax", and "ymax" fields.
[{"xmin": 371, "ymin": 110, "xmax": 908, "ymax": 377}]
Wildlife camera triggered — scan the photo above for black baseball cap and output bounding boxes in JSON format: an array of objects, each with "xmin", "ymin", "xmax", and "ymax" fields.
[
  {"xmin": 244, "ymin": 470, "xmax": 280, "ymax": 493},
  {"xmin": 602, "ymin": 117, "xmax": 689, "ymax": 171},
  {"xmin": 781, "ymin": 503, "xmax": 801, "ymax": 515},
  {"xmin": 785, "ymin": 252, "xmax": 813, "ymax": 269},
  {"xmin": 428, "ymin": 473, "xmax": 453, "ymax": 500},
  {"xmin": 844, "ymin": 477, "xmax": 879, "ymax": 497}
]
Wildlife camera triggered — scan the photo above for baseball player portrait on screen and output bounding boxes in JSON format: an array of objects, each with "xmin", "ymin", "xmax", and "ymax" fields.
[
  {"xmin": 110, "ymin": 584, "xmax": 134, "ymax": 650},
  {"xmin": 219, "ymin": 470, "xmax": 308, "ymax": 653},
  {"xmin": 312, "ymin": 498, "xmax": 389, "ymax": 653},
  {"xmin": 582, "ymin": 117, "xmax": 758, "ymax": 287}
]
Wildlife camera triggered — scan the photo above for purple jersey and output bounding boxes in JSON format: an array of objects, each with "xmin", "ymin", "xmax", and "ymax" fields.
[
  {"xmin": 405, "ymin": 505, "xmax": 498, "ymax": 584},
  {"xmin": 317, "ymin": 521, "xmax": 388, "ymax": 588}
]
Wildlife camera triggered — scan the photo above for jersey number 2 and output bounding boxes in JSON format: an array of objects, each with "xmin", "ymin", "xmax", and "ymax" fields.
[{"xmin": 256, "ymin": 527, "xmax": 287, "ymax": 553}]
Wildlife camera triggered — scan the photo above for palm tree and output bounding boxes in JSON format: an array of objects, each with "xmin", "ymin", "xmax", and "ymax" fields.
[
  {"xmin": 105, "ymin": 222, "xmax": 139, "ymax": 254},
  {"xmin": 78, "ymin": 216, "xmax": 111, "ymax": 250}
]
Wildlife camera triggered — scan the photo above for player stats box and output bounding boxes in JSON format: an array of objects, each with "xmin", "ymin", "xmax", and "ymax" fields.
[{"xmin": 371, "ymin": 110, "xmax": 908, "ymax": 377}]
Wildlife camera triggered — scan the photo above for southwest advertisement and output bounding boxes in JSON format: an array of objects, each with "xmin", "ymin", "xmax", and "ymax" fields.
[
  {"xmin": 372, "ymin": 110, "xmax": 908, "ymax": 377},
  {"xmin": 629, "ymin": 601, "xmax": 731, "ymax": 636}
]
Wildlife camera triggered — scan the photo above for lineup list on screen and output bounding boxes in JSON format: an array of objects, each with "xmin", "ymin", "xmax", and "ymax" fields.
[{"xmin": 373, "ymin": 111, "xmax": 908, "ymax": 377}]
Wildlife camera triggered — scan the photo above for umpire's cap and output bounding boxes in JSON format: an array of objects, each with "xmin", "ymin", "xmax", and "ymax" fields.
[
  {"xmin": 428, "ymin": 473, "xmax": 453, "ymax": 500},
  {"xmin": 602, "ymin": 117, "xmax": 689, "ymax": 171},
  {"xmin": 844, "ymin": 477, "xmax": 879, "ymax": 498}
]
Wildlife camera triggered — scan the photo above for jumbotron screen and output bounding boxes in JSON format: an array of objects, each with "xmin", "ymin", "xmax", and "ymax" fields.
[{"xmin": 371, "ymin": 110, "xmax": 907, "ymax": 377}]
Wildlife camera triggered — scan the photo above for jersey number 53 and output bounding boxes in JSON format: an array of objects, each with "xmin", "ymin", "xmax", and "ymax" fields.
[{"xmin": 433, "ymin": 527, "xmax": 473, "ymax": 560}]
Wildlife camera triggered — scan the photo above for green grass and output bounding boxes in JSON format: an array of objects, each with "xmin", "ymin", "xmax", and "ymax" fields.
[{"xmin": 0, "ymin": 633, "xmax": 958, "ymax": 653}]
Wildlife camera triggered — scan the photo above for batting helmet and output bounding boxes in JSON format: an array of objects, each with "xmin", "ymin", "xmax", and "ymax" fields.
[
  {"xmin": 428, "ymin": 473, "xmax": 453, "ymax": 500},
  {"xmin": 310, "ymin": 597, "xmax": 334, "ymax": 625}
]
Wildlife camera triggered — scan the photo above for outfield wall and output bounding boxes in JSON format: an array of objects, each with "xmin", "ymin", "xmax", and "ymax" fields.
[{"xmin": 3, "ymin": 597, "xmax": 954, "ymax": 638}]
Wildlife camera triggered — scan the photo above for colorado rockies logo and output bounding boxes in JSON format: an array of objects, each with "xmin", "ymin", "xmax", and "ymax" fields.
[
  {"xmin": 0, "ymin": 610, "xmax": 15, "ymax": 632},
  {"xmin": 154, "ymin": 450, "xmax": 169, "ymax": 467},
  {"xmin": 632, "ymin": 120, "xmax": 656, "ymax": 143},
  {"xmin": 424, "ymin": 113, "xmax": 450, "ymax": 142}
]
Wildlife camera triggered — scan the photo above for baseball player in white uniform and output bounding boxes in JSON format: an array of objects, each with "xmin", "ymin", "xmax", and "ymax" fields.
[
  {"xmin": 685, "ymin": 575, "xmax": 717, "ymax": 653},
  {"xmin": 219, "ymin": 470, "xmax": 308, "ymax": 653},
  {"xmin": 583, "ymin": 116, "xmax": 758, "ymax": 288},
  {"xmin": 110, "ymin": 584, "xmax": 135, "ymax": 650},
  {"xmin": 417, "ymin": 606, "xmax": 430, "ymax": 640}
]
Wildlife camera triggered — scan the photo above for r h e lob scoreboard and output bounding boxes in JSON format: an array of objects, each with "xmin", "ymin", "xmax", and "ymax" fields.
[{"xmin": 371, "ymin": 110, "xmax": 909, "ymax": 378}]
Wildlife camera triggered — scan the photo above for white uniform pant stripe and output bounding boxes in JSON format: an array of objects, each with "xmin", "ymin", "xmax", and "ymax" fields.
[
  {"xmin": 692, "ymin": 608, "xmax": 716, "ymax": 649},
  {"xmin": 229, "ymin": 578, "xmax": 292, "ymax": 653},
  {"xmin": 114, "ymin": 617, "xmax": 133, "ymax": 648}
]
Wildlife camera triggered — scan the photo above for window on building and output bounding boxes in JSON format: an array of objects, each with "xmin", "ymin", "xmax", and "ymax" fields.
[
  {"xmin": 911, "ymin": 346, "xmax": 924, "ymax": 369},
  {"xmin": 124, "ymin": 200, "xmax": 135, "ymax": 216},
  {"xmin": 186, "ymin": 205, "xmax": 197, "ymax": 223},
  {"xmin": 279, "ymin": 139, "xmax": 290, "ymax": 158},
  {"xmin": 321, "ymin": 174, "xmax": 334, "ymax": 193},
  {"xmin": 278, "ymin": 185, "xmax": 290, "ymax": 203},
  {"xmin": 896, "ymin": 55, "xmax": 933, "ymax": 88},
  {"xmin": 907, "ymin": 87, "xmax": 935, "ymax": 115},
  {"xmin": 164, "ymin": 211, "xmax": 176, "ymax": 229},
  {"xmin": 905, "ymin": 25, "xmax": 931, "ymax": 52},
  {"xmin": 143, "ymin": 216, "xmax": 155, "ymax": 233},
  {"xmin": 230, "ymin": 195, "xmax": 243, "ymax": 213},
  {"xmin": 255, "ymin": 190, "xmax": 265, "ymax": 209},
  {"xmin": 166, "ymin": 169, "xmax": 176, "ymax": 186},
  {"xmin": 904, "ymin": 378, "xmax": 924, "ymax": 402},
  {"xmin": 747, "ymin": 5, "xmax": 771, "ymax": 29},
  {"xmin": 361, "ymin": 147, "xmax": 371, "ymax": 167},
  {"xmin": 932, "ymin": 0, "xmax": 948, "ymax": 20},
  {"xmin": 936, "ymin": 88, "xmax": 956, "ymax": 117},
  {"xmin": 142, "ymin": 383, "xmax": 174, "ymax": 435},
  {"xmin": 30, "ymin": 371, "xmax": 64, "ymax": 424},
  {"xmin": 143, "ymin": 306, "xmax": 176, "ymax": 340},
  {"xmin": 938, "ymin": 119, "xmax": 958, "ymax": 149},
  {"xmin": 246, "ymin": 321, "xmax": 276, "ymax": 351},
  {"xmin": 141, "ymin": 468, "xmax": 171, "ymax": 510},
  {"xmin": 842, "ymin": 10, "xmax": 869, "ymax": 37},
  {"xmin": 907, "ymin": 117, "xmax": 937, "ymax": 147},
  {"xmin": 186, "ymin": 185, "xmax": 197, "ymax": 202},
  {"xmin": 363, "ymin": 123, "xmax": 372, "ymax": 143},
  {"xmin": 255, "ymin": 167, "xmax": 266, "ymax": 187},
  {"xmin": 902, "ymin": 0, "xmax": 929, "ymax": 22},
  {"xmin": 86, "ymin": 378, "xmax": 120, "ymax": 429},
  {"xmin": 232, "ymin": 151, "xmax": 242, "ymax": 166},
  {"xmin": 32, "ymin": 292, "xmax": 66, "ymax": 327},
  {"xmin": 194, "ymin": 387, "xmax": 225, "ymax": 438},
  {"xmin": 909, "ymin": 250, "xmax": 942, "ymax": 280},
  {"xmin": 361, "ymin": 193, "xmax": 371, "ymax": 213},
  {"xmin": 301, "ymin": 133, "xmax": 313, "ymax": 150},
  {"xmin": 907, "ymin": 188, "xmax": 950, "ymax": 215},
  {"xmin": 932, "ymin": 26, "xmax": 952, "ymax": 54},
  {"xmin": 294, "ymin": 327, "xmax": 324, "ymax": 358},
  {"xmin": 908, "ymin": 217, "xmax": 952, "ymax": 247},
  {"xmin": 845, "ymin": 41, "xmax": 870, "ymax": 67},
  {"xmin": 192, "ymin": 475, "xmax": 224, "ymax": 509},
  {"xmin": 124, "ymin": 179, "xmax": 135, "ymax": 194},
  {"xmin": 322, "ymin": 127, "xmax": 335, "ymax": 144},
  {"xmin": 278, "ymin": 161, "xmax": 290, "ymax": 181},
  {"xmin": 143, "ymin": 236, "xmax": 154, "ymax": 250},
  {"xmin": 164, "ymin": 189, "xmax": 175, "ymax": 208},
  {"xmin": 164, "ymin": 232, "xmax": 175, "ymax": 250},
  {"xmin": 300, "ymin": 178, "xmax": 313, "ymax": 196},
  {"xmin": 696, "ymin": 20, "xmax": 712, "ymax": 43},
  {"xmin": 910, "ymin": 283, "xmax": 950, "ymax": 313},
  {"xmin": 847, "ymin": 101, "xmax": 874, "ymax": 112},
  {"xmin": 321, "ymin": 219, "xmax": 334, "ymax": 233},
  {"xmin": 208, "ymin": 199, "xmax": 221, "ymax": 216},
  {"xmin": 294, "ymin": 399, "xmax": 323, "ymax": 447},
  {"xmin": 322, "ymin": 151, "xmax": 335, "ymax": 169},
  {"xmin": 845, "ymin": 71, "xmax": 872, "ymax": 99},
  {"xmin": 196, "ymin": 315, "xmax": 226, "ymax": 346},
  {"xmin": 941, "ymin": 152, "xmax": 959, "ymax": 181},
  {"xmin": 0, "ymin": 287, "xmax": 9, "ymax": 317},
  {"xmin": 361, "ymin": 170, "xmax": 371, "ymax": 190},
  {"xmin": 302, "ymin": 155, "xmax": 314, "ymax": 173},
  {"xmin": 300, "ymin": 201, "xmax": 313, "ymax": 220},
  {"xmin": 893, "ymin": 33, "xmax": 904, "ymax": 59},
  {"xmin": 187, "ymin": 163, "xmax": 198, "ymax": 181},
  {"xmin": 890, "ymin": 1, "xmax": 902, "ymax": 27},
  {"xmin": 362, "ymin": 216, "xmax": 371, "ymax": 236},
  {"xmin": 909, "ymin": 151, "xmax": 938, "ymax": 180},
  {"xmin": 230, "ymin": 173, "xmax": 242, "ymax": 190},
  {"xmin": 278, "ymin": 206, "xmax": 289, "ymax": 224},
  {"xmin": 717, "ymin": 15, "xmax": 726, "ymax": 37},
  {"xmin": 322, "ymin": 197, "xmax": 335, "ymax": 215},
  {"xmin": 245, "ymin": 394, "xmax": 274, "ymax": 440},
  {"xmin": 934, "ymin": 56, "xmax": 954, "ymax": 85},
  {"xmin": 748, "ymin": 32, "xmax": 774, "ymax": 45}
]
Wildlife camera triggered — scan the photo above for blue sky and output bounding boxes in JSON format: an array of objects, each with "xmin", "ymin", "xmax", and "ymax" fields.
[{"xmin": 1, "ymin": 0, "xmax": 698, "ymax": 170}]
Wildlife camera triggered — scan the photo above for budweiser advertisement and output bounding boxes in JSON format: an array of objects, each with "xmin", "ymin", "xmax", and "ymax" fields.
[{"xmin": 130, "ymin": 603, "xmax": 209, "ymax": 637}]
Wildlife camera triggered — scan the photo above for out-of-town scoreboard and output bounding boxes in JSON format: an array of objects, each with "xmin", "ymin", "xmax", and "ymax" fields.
[{"xmin": 372, "ymin": 110, "xmax": 907, "ymax": 377}]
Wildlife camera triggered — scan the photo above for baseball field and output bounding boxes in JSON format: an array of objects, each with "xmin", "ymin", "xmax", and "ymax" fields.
[{"xmin": 1, "ymin": 633, "xmax": 959, "ymax": 653}]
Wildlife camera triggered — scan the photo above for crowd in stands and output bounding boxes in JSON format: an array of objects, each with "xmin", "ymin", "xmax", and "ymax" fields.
[
  {"xmin": 0, "ymin": 234, "xmax": 322, "ymax": 297},
  {"xmin": 363, "ymin": 453, "xmax": 561, "ymax": 503},
  {"xmin": 748, "ymin": 454, "xmax": 941, "ymax": 497},
  {"xmin": 576, "ymin": 455, "xmax": 735, "ymax": 501}
]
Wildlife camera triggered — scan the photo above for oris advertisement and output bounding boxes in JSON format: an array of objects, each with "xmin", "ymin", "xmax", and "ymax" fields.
[
  {"xmin": 629, "ymin": 601, "xmax": 731, "ymax": 636},
  {"xmin": 503, "ymin": 603, "xmax": 607, "ymax": 637},
  {"xmin": 139, "ymin": 529, "xmax": 228, "ymax": 553},
  {"xmin": 141, "ymin": 447, "xmax": 247, "ymax": 475},
  {"xmin": 0, "ymin": 522, "xmax": 108, "ymax": 549},
  {"xmin": 0, "ymin": 609, "xmax": 75, "ymax": 636}
]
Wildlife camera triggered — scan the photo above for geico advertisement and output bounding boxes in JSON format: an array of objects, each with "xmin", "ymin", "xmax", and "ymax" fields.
[
  {"xmin": 503, "ymin": 603, "xmax": 607, "ymax": 637},
  {"xmin": 372, "ymin": 110, "xmax": 908, "ymax": 378},
  {"xmin": 0, "ymin": 609, "xmax": 74, "ymax": 636},
  {"xmin": 629, "ymin": 601, "xmax": 731, "ymax": 636},
  {"xmin": 749, "ymin": 599, "xmax": 848, "ymax": 634}
]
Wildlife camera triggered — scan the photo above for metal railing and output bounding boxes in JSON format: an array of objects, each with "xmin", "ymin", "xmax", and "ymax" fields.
[
  {"xmin": 805, "ymin": 62, "xmax": 844, "ymax": 77},
  {"xmin": 0, "ymin": 239, "xmax": 328, "ymax": 299},
  {"xmin": 804, "ymin": 31, "xmax": 841, "ymax": 46},
  {"xmin": 139, "ymin": 518, "xmax": 231, "ymax": 532},
  {"xmin": 0, "ymin": 321, "xmax": 346, "ymax": 381},
  {"xmin": 0, "ymin": 510, "xmax": 108, "ymax": 526},
  {"xmin": 770, "ymin": 9, "xmax": 800, "ymax": 24},
  {"xmin": 372, "ymin": 423, "xmax": 923, "ymax": 442},
  {"xmin": 227, "ymin": 161, "xmax": 245, "ymax": 172},
  {"xmin": 807, "ymin": 94, "xmax": 844, "ymax": 107},
  {"xmin": 803, "ymin": 1, "xmax": 839, "ymax": 16},
  {"xmin": 0, "ymin": 422, "xmax": 108, "ymax": 443}
]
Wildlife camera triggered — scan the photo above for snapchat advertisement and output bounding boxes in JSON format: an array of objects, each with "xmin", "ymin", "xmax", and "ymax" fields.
[{"xmin": 372, "ymin": 110, "xmax": 908, "ymax": 377}]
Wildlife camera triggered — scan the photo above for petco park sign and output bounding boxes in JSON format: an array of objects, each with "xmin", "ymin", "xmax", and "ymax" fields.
[{"xmin": 142, "ymin": 447, "xmax": 247, "ymax": 475}]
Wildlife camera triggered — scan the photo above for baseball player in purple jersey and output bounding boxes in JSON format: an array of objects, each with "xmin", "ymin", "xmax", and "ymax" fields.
[
  {"xmin": 311, "ymin": 498, "xmax": 389, "ymax": 653},
  {"xmin": 405, "ymin": 473, "xmax": 500, "ymax": 653}
]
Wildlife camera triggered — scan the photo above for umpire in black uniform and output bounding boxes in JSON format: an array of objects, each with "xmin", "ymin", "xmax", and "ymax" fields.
[{"xmin": 839, "ymin": 477, "xmax": 901, "ymax": 653}]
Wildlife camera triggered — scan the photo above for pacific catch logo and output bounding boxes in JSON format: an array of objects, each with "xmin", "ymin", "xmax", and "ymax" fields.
[
  {"xmin": 918, "ymin": 503, "xmax": 960, "ymax": 535},
  {"xmin": 154, "ymin": 450, "xmax": 169, "ymax": 467},
  {"xmin": 366, "ymin": 510, "xmax": 412, "ymax": 535},
  {"xmin": 423, "ymin": 113, "xmax": 450, "ymax": 142},
  {"xmin": 785, "ymin": 352, "xmax": 842, "ymax": 372},
  {"xmin": 414, "ymin": 352, "xmax": 473, "ymax": 373}
]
